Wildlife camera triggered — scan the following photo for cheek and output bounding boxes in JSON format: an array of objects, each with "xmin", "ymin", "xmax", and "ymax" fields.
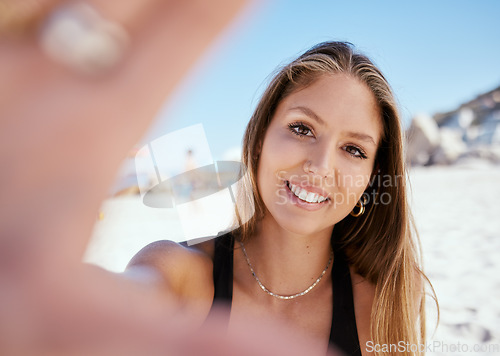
[
  {"xmin": 256, "ymin": 133, "xmax": 295, "ymax": 204},
  {"xmin": 335, "ymin": 164, "xmax": 372, "ymax": 202},
  {"xmin": 258, "ymin": 132, "xmax": 294, "ymax": 176},
  {"xmin": 256, "ymin": 148, "xmax": 277, "ymax": 202},
  {"xmin": 262, "ymin": 132, "xmax": 295, "ymax": 160}
]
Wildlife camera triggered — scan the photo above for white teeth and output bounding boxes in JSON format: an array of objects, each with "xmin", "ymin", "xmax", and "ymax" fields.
[
  {"xmin": 305, "ymin": 192, "xmax": 316, "ymax": 203},
  {"xmin": 288, "ymin": 182, "xmax": 327, "ymax": 204},
  {"xmin": 298, "ymin": 189, "xmax": 308, "ymax": 200}
]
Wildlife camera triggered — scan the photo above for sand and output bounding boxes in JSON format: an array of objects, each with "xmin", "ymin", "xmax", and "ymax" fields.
[
  {"xmin": 84, "ymin": 162, "xmax": 500, "ymax": 354},
  {"xmin": 410, "ymin": 163, "xmax": 500, "ymax": 354}
]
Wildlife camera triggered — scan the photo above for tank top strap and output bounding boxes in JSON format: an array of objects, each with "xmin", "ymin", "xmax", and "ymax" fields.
[
  {"xmin": 329, "ymin": 247, "xmax": 362, "ymax": 355},
  {"xmin": 212, "ymin": 232, "xmax": 234, "ymax": 303}
]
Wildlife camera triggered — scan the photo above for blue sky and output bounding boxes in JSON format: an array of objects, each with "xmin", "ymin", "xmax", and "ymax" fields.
[{"xmin": 142, "ymin": 0, "xmax": 500, "ymax": 163}]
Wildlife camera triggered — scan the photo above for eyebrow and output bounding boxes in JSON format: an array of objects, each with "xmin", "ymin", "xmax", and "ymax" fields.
[
  {"xmin": 288, "ymin": 106, "xmax": 326, "ymax": 126},
  {"xmin": 343, "ymin": 131, "xmax": 377, "ymax": 146}
]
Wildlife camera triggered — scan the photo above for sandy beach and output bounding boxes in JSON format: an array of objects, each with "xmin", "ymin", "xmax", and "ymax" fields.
[
  {"xmin": 85, "ymin": 163, "xmax": 500, "ymax": 354},
  {"xmin": 410, "ymin": 163, "xmax": 500, "ymax": 355}
]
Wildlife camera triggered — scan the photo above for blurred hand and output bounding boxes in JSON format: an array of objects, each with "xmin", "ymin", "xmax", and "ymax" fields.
[{"xmin": 0, "ymin": 2, "xmax": 343, "ymax": 354}]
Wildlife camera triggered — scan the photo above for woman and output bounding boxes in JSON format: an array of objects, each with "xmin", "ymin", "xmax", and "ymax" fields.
[{"xmin": 127, "ymin": 41, "xmax": 433, "ymax": 355}]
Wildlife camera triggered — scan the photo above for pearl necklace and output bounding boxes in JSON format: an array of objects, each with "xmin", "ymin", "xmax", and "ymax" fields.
[{"xmin": 239, "ymin": 242, "xmax": 333, "ymax": 300}]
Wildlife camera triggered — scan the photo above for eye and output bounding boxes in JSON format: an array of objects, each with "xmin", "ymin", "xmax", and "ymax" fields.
[
  {"xmin": 288, "ymin": 122, "xmax": 314, "ymax": 137},
  {"xmin": 344, "ymin": 145, "xmax": 368, "ymax": 159}
]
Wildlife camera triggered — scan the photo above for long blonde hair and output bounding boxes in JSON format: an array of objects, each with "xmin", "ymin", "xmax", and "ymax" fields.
[{"xmin": 233, "ymin": 41, "xmax": 436, "ymax": 355}]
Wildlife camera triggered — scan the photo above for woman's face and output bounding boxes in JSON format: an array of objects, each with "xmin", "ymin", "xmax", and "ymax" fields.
[{"xmin": 257, "ymin": 74, "xmax": 382, "ymax": 237}]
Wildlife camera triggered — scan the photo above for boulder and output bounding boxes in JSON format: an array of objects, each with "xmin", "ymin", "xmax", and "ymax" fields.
[
  {"xmin": 406, "ymin": 114, "xmax": 441, "ymax": 165},
  {"xmin": 431, "ymin": 128, "xmax": 467, "ymax": 165}
]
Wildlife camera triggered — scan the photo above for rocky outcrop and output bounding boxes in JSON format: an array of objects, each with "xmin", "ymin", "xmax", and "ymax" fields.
[
  {"xmin": 431, "ymin": 128, "xmax": 467, "ymax": 165},
  {"xmin": 407, "ymin": 85, "xmax": 500, "ymax": 166},
  {"xmin": 406, "ymin": 114, "xmax": 441, "ymax": 166}
]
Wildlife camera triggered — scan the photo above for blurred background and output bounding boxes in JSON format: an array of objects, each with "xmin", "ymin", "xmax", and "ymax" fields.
[{"xmin": 85, "ymin": 0, "xmax": 500, "ymax": 354}]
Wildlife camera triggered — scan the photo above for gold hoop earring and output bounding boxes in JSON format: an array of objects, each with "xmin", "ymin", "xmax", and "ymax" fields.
[{"xmin": 350, "ymin": 195, "xmax": 368, "ymax": 217}]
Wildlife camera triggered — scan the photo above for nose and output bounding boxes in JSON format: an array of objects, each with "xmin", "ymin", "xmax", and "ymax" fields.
[{"xmin": 303, "ymin": 140, "xmax": 336, "ymax": 179}]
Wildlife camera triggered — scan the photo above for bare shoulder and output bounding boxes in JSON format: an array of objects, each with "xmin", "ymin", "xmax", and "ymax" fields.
[{"xmin": 126, "ymin": 239, "xmax": 216, "ymax": 300}]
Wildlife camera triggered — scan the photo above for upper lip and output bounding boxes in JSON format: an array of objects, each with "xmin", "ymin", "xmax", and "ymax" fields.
[{"xmin": 286, "ymin": 180, "xmax": 330, "ymax": 199}]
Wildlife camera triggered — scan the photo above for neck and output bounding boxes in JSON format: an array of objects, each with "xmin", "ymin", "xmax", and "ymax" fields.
[{"xmin": 242, "ymin": 214, "xmax": 334, "ymax": 297}]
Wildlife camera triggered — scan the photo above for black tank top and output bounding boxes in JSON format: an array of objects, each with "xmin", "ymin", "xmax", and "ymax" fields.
[{"xmin": 211, "ymin": 232, "xmax": 362, "ymax": 355}]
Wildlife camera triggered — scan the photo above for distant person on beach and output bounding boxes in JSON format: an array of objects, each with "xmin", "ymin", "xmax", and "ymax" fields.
[
  {"xmin": 0, "ymin": 1, "xmax": 342, "ymax": 355},
  {"xmin": 127, "ymin": 42, "xmax": 436, "ymax": 355},
  {"xmin": 183, "ymin": 148, "xmax": 198, "ymax": 201}
]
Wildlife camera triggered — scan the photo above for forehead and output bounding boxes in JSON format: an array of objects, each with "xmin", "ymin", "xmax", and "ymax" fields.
[{"xmin": 275, "ymin": 74, "xmax": 383, "ymax": 142}]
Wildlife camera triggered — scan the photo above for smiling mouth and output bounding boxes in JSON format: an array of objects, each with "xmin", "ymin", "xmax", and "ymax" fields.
[{"xmin": 285, "ymin": 181, "xmax": 329, "ymax": 204}]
